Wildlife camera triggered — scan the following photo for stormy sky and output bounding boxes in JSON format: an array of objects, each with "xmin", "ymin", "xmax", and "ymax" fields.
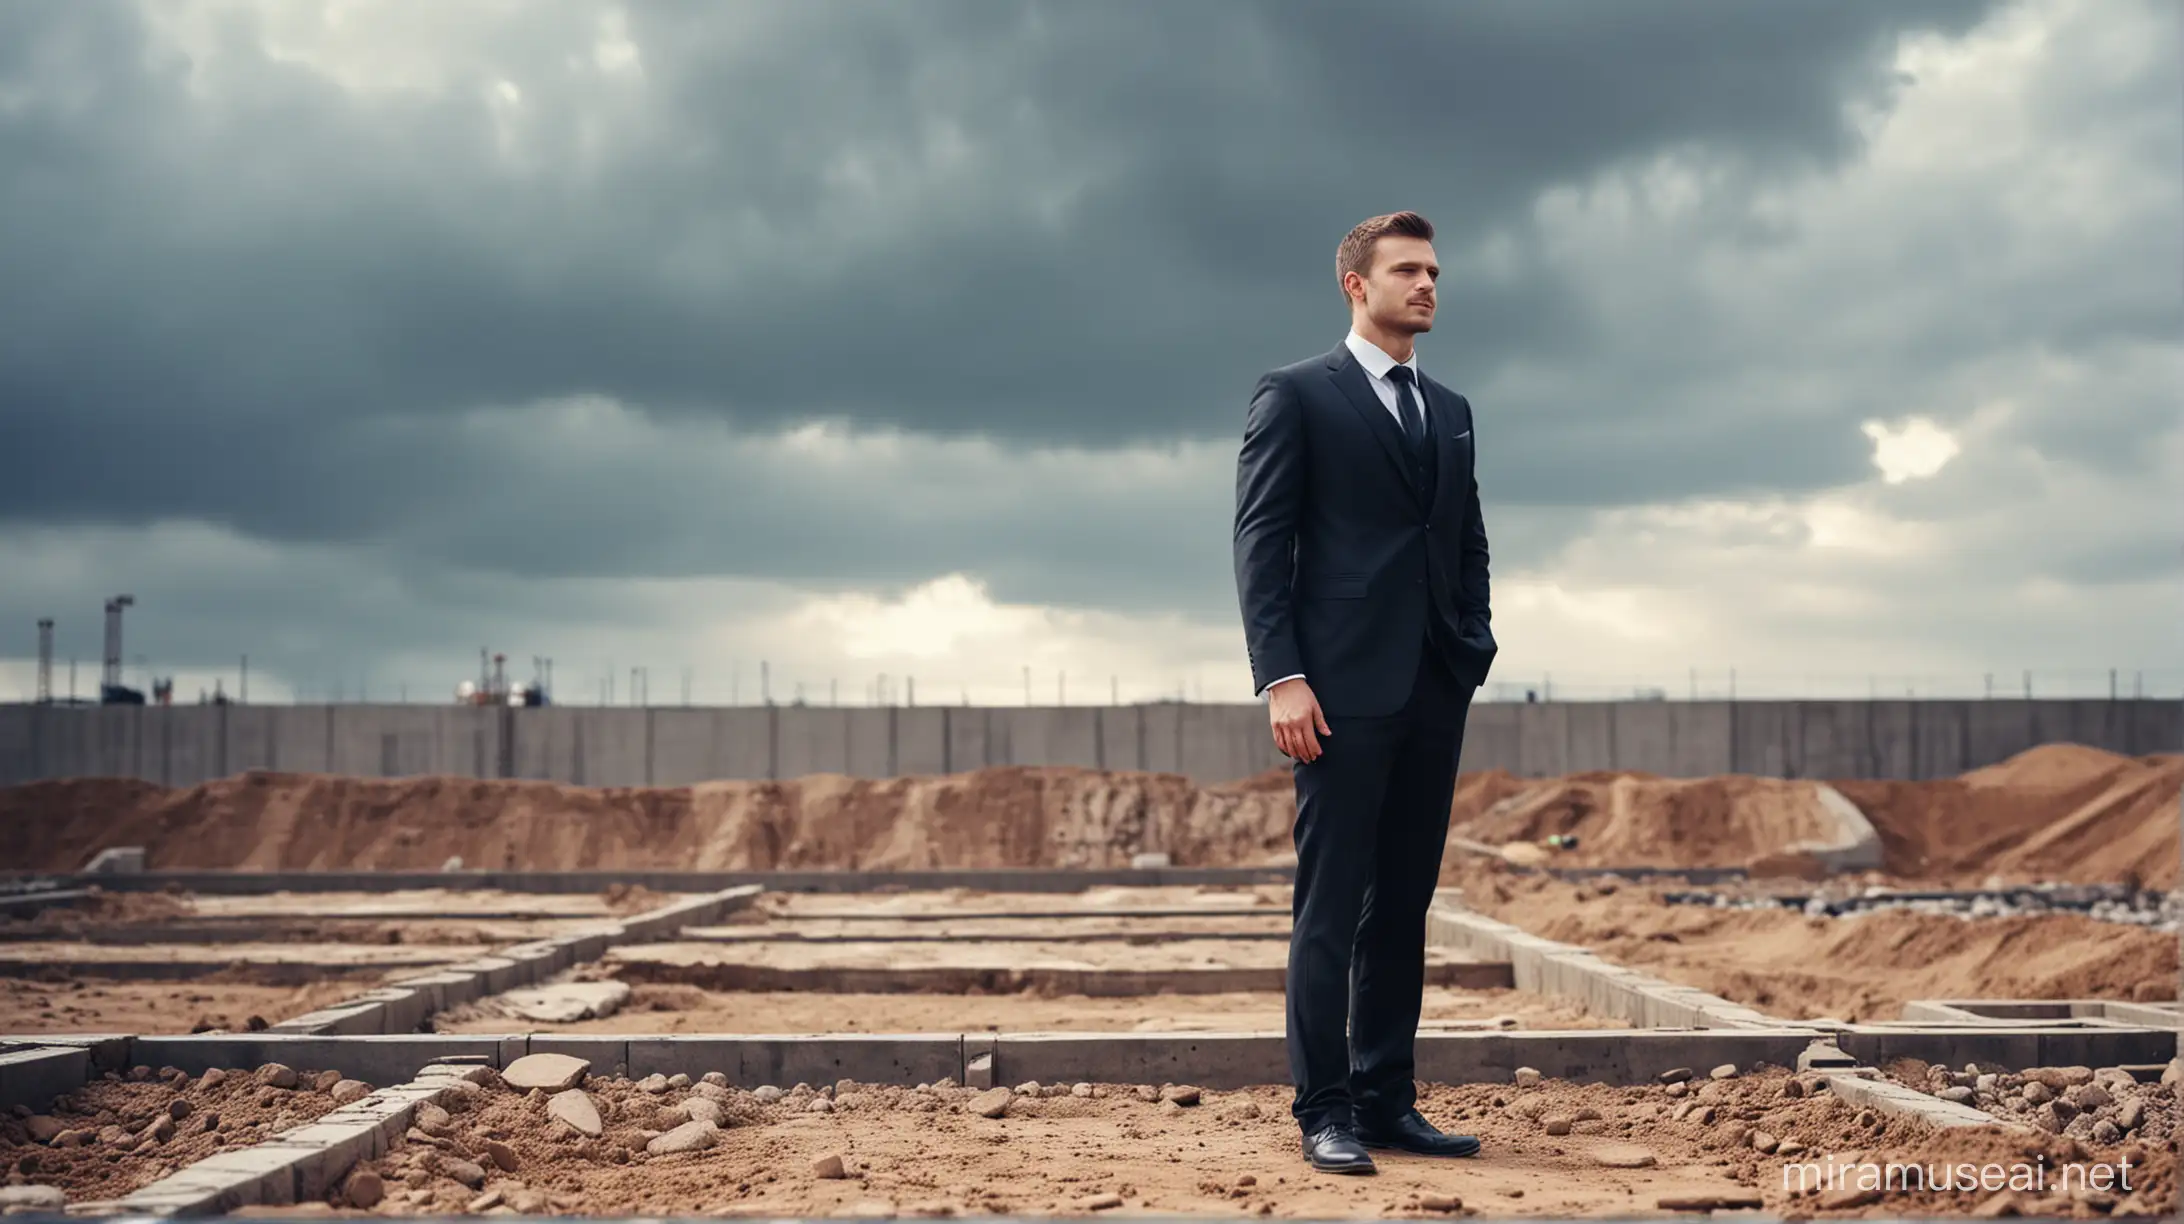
[{"xmin": 2, "ymin": 0, "xmax": 2177, "ymax": 707}]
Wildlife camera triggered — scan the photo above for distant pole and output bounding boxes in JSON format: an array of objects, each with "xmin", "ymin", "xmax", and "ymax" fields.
[
  {"xmin": 35, "ymin": 618, "xmax": 53, "ymax": 704},
  {"xmin": 400, "ymin": 683, "xmax": 408, "ymax": 703},
  {"xmin": 1728, "ymin": 668, "xmax": 1736, "ymax": 701},
  {"xmin": 1111, "ymin": 675, "xmax": 1118, "ymax": 705},
  {"xmin": 683, "ymin": 667, "xmax": 693, "ymax": 707},
  {"xmin": 907, "ymin": 676, "xmax": 915, "ymax": 706},
  {"xmin": 1984, "ymin": 672, "xmax": 1992, "ymax": 699},
  {"xmin": 2109, "ymin": 668, "xmax": 2117, "ymax": 700},
  {"xmin": 240, "ymin": 655, "xmax": 248, "ymax": 704},
  {"xmin": 1023, "ymin": 665, "xmax": 1031, "ymax": 705},
  {"xmin": 2134, "ymin": 671, "xmax": 2143, "ymax": 698},
  {"xmin": 2022, "ymin": 670, "xmax": 2031, "ymax": 699},
  {"xmin": 69, "ymin": 657, "xmax": 77, "ymax": 702},
  {"xmin": 830, "ymin": 678, "xmax": 838, "ymax": 706},
  {"xmin": 1688, "ymin": 668, "xmax": 1695, "ymax": 701},
  {"xmin": 1059, "ymin": 670, "xmax": 1066, "ymax": 705},
  {"xmin": 761, "ymin": 661, "xmax": 770, "ymax": 705}
]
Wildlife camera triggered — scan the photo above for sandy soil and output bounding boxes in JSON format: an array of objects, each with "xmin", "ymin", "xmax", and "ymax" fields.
[
  {"xmin": 330, "ymin": 1064, "xmax": 2177, "ymax": 1218},
  {"xmin": 0, "ymin": 1064, "xmax": 349, "ymax": 1205},
  {"xmin": 1451, "ymin": 866, "xmax": 2180, "ymax": 1021},
  {"xmin": 0, "ymin": 975, "xmax": 392, "ymax": 1035},
  {"xmin": 1835, "ymin": 746, "xmax": 2183, "ymax": 889},
  {"xmin": 436, "ymin": 983, "xmax": 1619, "ymax": 1034},
  {"xmin": 1450, "ymin": 773, "xmax": 1840, "ymax": 869},
  {"xmin": 7, "ymin": 745, "xmax": 2170, "ymax": 888}
]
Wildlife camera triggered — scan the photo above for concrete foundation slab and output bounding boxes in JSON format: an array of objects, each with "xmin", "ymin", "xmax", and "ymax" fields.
[{"xmin": 0, "ymin": 1045, "xmax": 89, "ymax": 1110}]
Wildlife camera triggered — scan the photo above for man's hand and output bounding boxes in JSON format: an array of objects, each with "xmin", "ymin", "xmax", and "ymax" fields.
[{"xmin": 1267, "ymin": 677, "xmax": 1332, "ymax": 762}]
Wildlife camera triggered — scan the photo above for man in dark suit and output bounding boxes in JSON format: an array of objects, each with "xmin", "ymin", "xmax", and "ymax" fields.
[{"xmin": 1232, "ymin": 210, "xmax": 1496, "ymax": 1174}]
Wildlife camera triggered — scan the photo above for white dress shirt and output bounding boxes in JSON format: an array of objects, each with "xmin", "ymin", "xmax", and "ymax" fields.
[{"xmin": 1256, "ymin": 331, "xmax": 1428, "ymax": 699}]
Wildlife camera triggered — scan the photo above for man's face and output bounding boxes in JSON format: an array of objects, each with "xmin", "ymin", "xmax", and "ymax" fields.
[{"xmin": 1355, "ymin": 235, "xmax": 1438, "ymax": 333}]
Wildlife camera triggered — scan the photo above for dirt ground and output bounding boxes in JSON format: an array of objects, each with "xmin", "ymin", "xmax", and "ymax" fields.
[
  {"xmin": 1450, "ymin": 865, "xmax": 2180, "ymax": 1021},
  {"xmin": 8, "ymin": 744, "xmax": 2171, "ymax": 886},
  {"xmin": 436, "ymin": 983, "xmax": 1619, "ymax": 1035},
  {"xmin": 328, "ymin": 1063, "xmax": 2177, "ymax": 1219},
  {"xmin": 0, "ymin": 975, "xmax": 391, "ymax": 1035},
  {"xmin": 0, "ymin": 1063, "xmax": 350, "ymax": 1204}
]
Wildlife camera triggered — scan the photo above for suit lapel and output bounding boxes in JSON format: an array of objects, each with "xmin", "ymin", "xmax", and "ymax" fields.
[{"xmin": 1323, "ymin": 346, "xmax": 1422, "ymax": 505}]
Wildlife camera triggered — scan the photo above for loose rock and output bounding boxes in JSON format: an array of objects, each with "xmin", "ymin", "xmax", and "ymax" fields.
[
  {"xmin": 1159, "ymin": 1085, "xmax": 1201, "ymax": 1106},
  {"xmin": 684, "ymin": 1098, "xmax": 725, "ymax": 1127},
  {"xmin": 343, "ymin": 1170, "xmax": 384, "ymax": 1209},
  {"xmin": 503, "ymin": 1053, "xmax": 590, "ymax": 1094},
  {"xmin": 442, "ymin": 1159, "xmax": 487, "ymax": 1189},
  {"xmin": 1419, "ymin": 1191, "xmax": 1462, "ymax": 1211},
  {"xmin": 1594, "ymin": 1144, "xmax": 1657, "ymax": 1168},
  {"xmin": 970, "ymin": 1088, "xmax": 1013, "ymax": 1119},
  {"xmin": 1709, "ymin": 1064, "xmax": 1737, "ymax": 1080},
  {"xmin": 1659, "ymin": 1193, "xmax": 1763, "ymax": 1211},
  {"xmin": 547, "ymin": 1090, "xmax": 604, "ymax": 1138},
  {"xmin": 812, "ymin": 1153, "xmax": 848, "ymax": 1179},
  {"xmin": 646, "ymin": 1120, "xmax": 720, "ymax": 1155},
  {"xmin": 255, "ymin": 1063, "xmax": 298, "ymax": 1090},
  {"xmin": 329, "ymin": 1080, "xmax": 371, "ymax": 1106},
  {"xmin": 1512, "ymin": 1067, "xmax": 1542, "ymax": 1087},
  {"xmin": 636, "ymin": 1074, "xmax": 671, "ymax": 1095}
]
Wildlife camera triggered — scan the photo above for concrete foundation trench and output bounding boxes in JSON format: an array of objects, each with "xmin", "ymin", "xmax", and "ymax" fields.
[{"xmin": 0, "ymin": 865, "xmax": 2175, "ymax": 1220}]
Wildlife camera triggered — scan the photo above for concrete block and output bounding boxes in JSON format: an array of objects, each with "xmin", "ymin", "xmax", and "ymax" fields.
[
  {"xmin": 529, "ymin": 1036, "xmax": 628, "ymax": 1080},
  {"xmin": 351, "ymin": 987, "xmax": 432, "ymax": 1035},
  {"xmin": 267, "ymin": 1002, "xmax": 386, "ymax": 1037},
  {"xmin": 444, "ymin": 956, "xmax": 522, "ymax": 995},
  {"xmin": 623, "ymin": 1035, "xmax": 964, "ymax": 1089},
  {"xmin": 993, "ymin": 1032, "xmax": 1285, "ymax": 1091},
  {"xmin": 1783, "ymin": 784, "xmax": 1884, "ymax": 873},
  {"xmin": 0, "ymin": 1046, "xmax": 90, "ymax": 1111},
  {"xmin": 82, "ymin": 846, "xmax": 146, "ymax": 874},
  {"xmin": 0, "ymin": 1033, "xmax": 133, "ymax": 1074},
  {"xmin": 129, "ymin": 1034, "xmax": 511, "ymax": 1087},
  {"xmin": 272, "ymin": 1121, "xmax": 383, "ymax": 1196},
  {"xmin": 1823, "ymin": 1072, "xmax": 2019, "ymax": 1130},
  {"xmin": 495, "ymin": 939, "xmax": 572, "ymax": 978}
]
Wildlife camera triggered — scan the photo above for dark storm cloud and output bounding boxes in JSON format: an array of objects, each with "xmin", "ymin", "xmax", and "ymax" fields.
[{"xmin": 0, "ymin": 0, "xmax": 2001, "ymax": 552}]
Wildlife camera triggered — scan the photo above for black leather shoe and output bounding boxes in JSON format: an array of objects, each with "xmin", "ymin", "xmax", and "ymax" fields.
[
  {"xmin": 1355, "ymin": 1108, "xmax": 1482, "ymax": 1157},
  {"xmin": 1301, "ymin": 1124, "xmax": 1377, "ymax": 1174}
]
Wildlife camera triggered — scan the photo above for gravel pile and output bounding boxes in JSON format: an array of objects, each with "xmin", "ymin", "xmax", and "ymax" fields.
[
  {"xmin": 1664, "ymin": 883, "xmax": 2184, "ymax": 932},
  {"xmin": 1894, "ymin": 1059, "xmax": 2179, "ymax": 1148}
]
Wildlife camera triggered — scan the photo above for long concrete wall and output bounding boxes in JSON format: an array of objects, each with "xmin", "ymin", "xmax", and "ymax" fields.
[{"xmin": 0, "ymin": 698, "xmax": 2174, "ymax": 788}]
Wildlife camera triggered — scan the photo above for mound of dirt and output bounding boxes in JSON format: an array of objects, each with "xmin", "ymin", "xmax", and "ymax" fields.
[
  {"xmin": 0, "ymin": 767, "xmax": 1298, "ymax": 874},
  {"xmin": 1834, "ymin": 746, "xmax": 2182, "ymax": 888},
  {"xmin": 1449, "ymin": 772, "xmax": 1840, "ymax": 869},
  {"xmin": 2, "ymin": 744, "xmax": 2171, "ymax": 885}
]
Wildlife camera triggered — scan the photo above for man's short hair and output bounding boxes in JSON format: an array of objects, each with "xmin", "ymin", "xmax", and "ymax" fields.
[{"xmin": 1337, "ymin": 211, "xmax": 1435, "ymax": 300}]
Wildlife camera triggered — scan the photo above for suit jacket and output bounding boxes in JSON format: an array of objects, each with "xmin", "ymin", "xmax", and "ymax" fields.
[{"xmin": 1232, "ymin": 340, "xmax": 1496, "ymax": 717}]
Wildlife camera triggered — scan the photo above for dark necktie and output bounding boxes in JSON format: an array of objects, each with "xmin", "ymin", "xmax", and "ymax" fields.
[{"xmin": 1386, "ymin": 365, "xmax": 1425, "ymax": 454}]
